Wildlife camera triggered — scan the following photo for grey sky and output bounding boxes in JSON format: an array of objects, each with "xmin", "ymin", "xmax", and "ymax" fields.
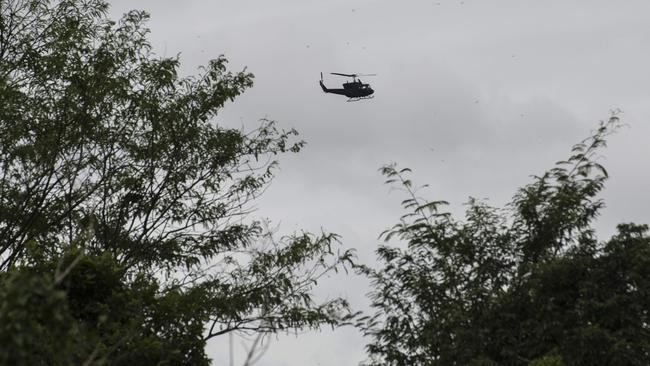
[{"xmin": 107, "ymin": 1, "xmax": 650, "ymax": 365}]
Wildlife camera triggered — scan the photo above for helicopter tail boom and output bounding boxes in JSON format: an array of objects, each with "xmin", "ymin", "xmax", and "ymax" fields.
[{"xmin": 319, "ymin": 72, "xmax": 358, "ymax": 97}]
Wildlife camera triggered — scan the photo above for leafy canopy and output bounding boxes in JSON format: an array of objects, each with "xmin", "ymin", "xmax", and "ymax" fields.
[
  {"xmin": 0, "ymin": 1, "xmax": 355, "ymax": 364},
  {"xmin": 361, "ymin": 115, "xmax": 650, "ymax": 366}
]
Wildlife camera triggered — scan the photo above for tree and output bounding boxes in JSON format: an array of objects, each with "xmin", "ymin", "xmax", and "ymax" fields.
[
  {"xmin": 0, "ymin": 1, "xmax": 355, "ymax": 364},
  {"xmin": 360, "ymin": 115, "xmax": 650, "ymax": 366}
]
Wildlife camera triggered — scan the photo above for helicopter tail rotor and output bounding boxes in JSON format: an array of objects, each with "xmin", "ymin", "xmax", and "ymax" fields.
[{"xmin": 319, "ymin": 72, "xmax": 329, "ymax": 92}]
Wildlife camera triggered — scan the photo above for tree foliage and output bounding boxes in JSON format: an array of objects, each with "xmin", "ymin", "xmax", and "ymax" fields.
[
  {"xmin": 361, "ymin": 115, "xmax": 650, "ymax": 366},
  {"xmin": 0, "ymin": 1, "xmax": 355, "ymax": 364}
]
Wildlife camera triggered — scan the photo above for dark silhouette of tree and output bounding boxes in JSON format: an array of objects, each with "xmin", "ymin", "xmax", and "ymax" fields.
[
  {"xmin": 0, "ymin": 1, "xmax": 355, "ymax": 364},
  {"xmin": 360, "ymin": 115, "xmax": 650, "ymax": 366}
]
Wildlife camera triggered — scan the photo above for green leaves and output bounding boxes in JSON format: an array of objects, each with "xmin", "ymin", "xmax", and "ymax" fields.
[
  {"xmin": 1, "ymin": 1, "xmax": 355, "ymax": 364},
  {"xmin": 511, "ymin": 115, "xmax": 620, "ymax": 265},
  {"xmin": 202, "ymin": 231, "xmax": 357, "ymax": 340},
  {"xmin": 0, "ymin": 270, "xmax": 75, "ymax": 366},
  {"xmin": 363, "ymin": 115, "xmax": 650, "ymax": 366}
]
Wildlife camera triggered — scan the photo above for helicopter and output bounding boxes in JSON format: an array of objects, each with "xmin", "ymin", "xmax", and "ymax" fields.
[{"xmin": 319, "ymin": 72, "xmax": 375, "ymax": 101}]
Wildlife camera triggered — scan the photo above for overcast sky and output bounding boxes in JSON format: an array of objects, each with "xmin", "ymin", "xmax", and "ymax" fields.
[{"xmin": 107, "ymin": 1, "xmax": 650, "ymax": 365}]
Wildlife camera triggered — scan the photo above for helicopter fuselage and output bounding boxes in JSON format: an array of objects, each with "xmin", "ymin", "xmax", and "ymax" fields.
[{"xmin": 320, "ymin": 80, "xmax": 374, "ymax": 98}]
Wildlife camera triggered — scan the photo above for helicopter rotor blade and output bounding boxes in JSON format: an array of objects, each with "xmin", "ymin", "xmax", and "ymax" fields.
[
  {"xmin": 330, "ymin": 72, "xmax": 357, "ymax": 77},
  {"xmin": 330, "ymin": 72, "xmax": 377, "ymax": 78}
]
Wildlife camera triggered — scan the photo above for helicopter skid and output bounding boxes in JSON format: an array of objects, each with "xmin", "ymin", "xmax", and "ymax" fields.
[{"xmin": 347, "ymin": 95, "xmax": 374, "ymax": 102}]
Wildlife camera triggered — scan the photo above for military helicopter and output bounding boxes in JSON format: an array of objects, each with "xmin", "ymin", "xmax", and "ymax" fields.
[{"xmin": 319, "ymin": 72, "xmax": 375, "ymax": 101}]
